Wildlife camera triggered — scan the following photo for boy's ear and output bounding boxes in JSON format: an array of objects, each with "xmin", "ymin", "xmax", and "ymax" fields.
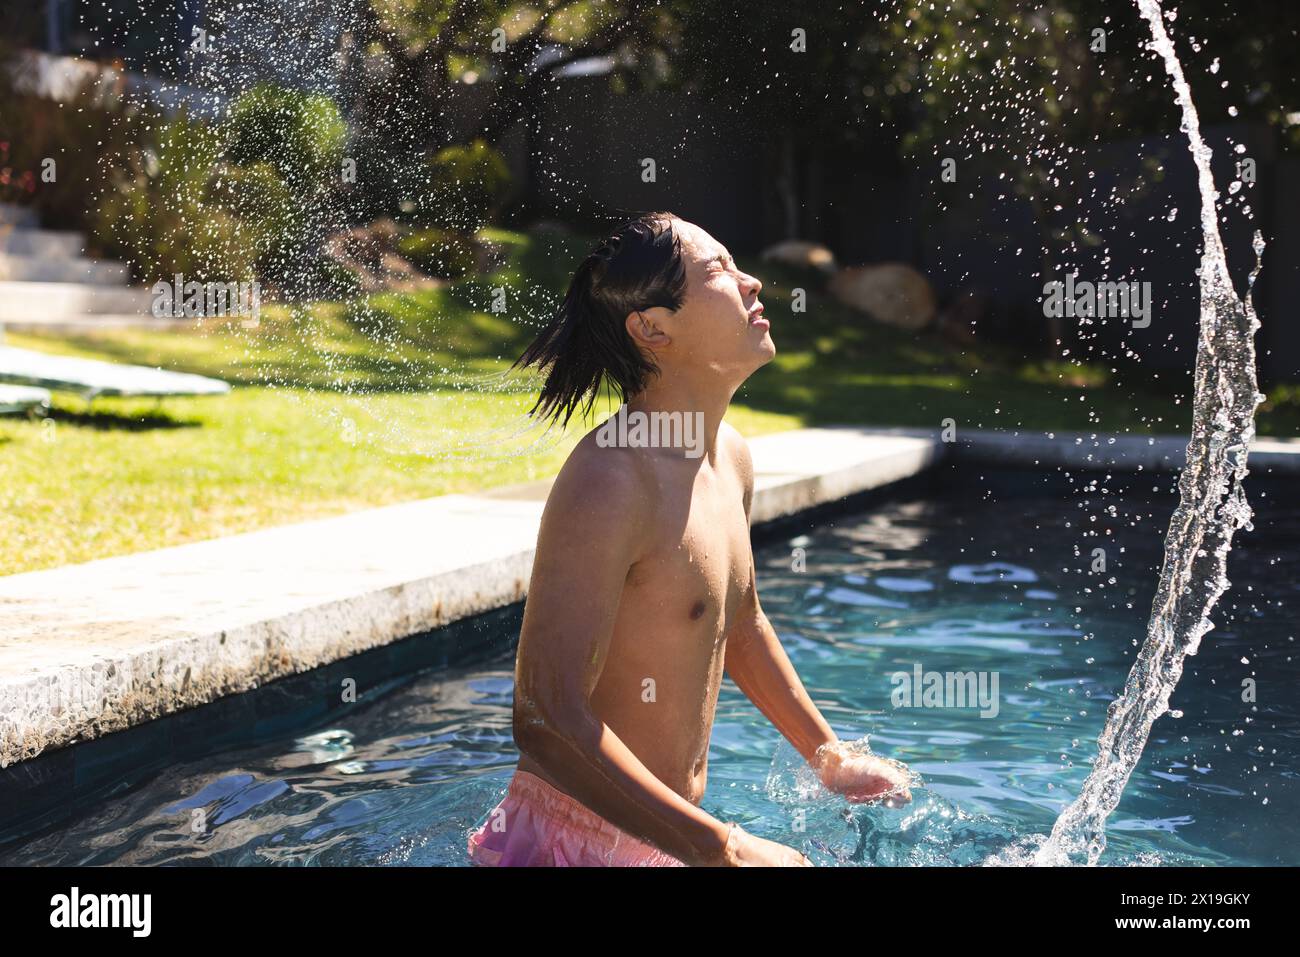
[{"xmin": 625, "ymin": 308, "xmax": 671, "ymax": 349}]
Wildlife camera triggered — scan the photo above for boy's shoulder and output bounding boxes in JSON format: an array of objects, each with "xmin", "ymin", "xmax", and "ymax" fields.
[
  {"xmin": 546, "ymin": 424, "xmax": 657, "ymax": 513},
  {"xmin": 718, "ymin": 420, "xmax": 754, "ymax": 485},
  {"xmin": 534, "ymin": 433, "xmax": 657, "ymax": 563},
  {"xmin": 717, "ymin": 419, "xmax": 749, "ymax": 453},
  {"xmin": 547, "ymin": 418, "xmax": 752, "ymax": 506}
]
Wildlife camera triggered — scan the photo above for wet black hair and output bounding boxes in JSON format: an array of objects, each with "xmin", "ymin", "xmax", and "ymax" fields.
[{"xmin": 513, "ymin": 211, "xmax": 688, "ymax": 428}]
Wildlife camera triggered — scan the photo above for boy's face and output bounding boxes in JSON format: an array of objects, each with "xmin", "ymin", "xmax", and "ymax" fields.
[{"xmin": 630, "ymin": 219, "xmax": 773, "ymax": 382}]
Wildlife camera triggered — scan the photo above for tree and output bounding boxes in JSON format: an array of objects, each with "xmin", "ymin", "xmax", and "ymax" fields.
[{"xmin": 352, "ymin": 1, "xmax": 667, "ymax": 151}]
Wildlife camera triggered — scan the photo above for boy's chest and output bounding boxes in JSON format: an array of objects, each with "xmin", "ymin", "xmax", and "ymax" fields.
[{"xmin": 630, "ymin": 469, "xmax": 751, "ymax": 626}]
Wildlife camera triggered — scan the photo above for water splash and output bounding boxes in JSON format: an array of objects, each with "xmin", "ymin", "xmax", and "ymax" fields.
[{"xmin": 1032, "ymin": 0, "xmax": 1265, "ymax": 866}]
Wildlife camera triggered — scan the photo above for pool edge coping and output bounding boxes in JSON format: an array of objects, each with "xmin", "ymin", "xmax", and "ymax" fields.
[
  {"xmin": 3, "ymin": 425, "xmax": 1298, "ymax": 771},
  {"xmin": 1, "ymin": 427, "xmax": 942, "ymax": 768}
]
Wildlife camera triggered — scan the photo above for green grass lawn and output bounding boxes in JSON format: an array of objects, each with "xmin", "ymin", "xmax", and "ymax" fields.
[{"xmin": 2, "ymin": 225, "xmax": 1296, "ymax": 576}]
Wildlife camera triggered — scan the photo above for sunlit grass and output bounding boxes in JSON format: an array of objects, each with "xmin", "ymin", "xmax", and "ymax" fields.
[
  {"xmin": 0, "ymin": 373, "xmax": 798, "ymax": 574},
  {"xmin": 2, "ymin": 227, "xmax": 1294, "ymax": 575}
]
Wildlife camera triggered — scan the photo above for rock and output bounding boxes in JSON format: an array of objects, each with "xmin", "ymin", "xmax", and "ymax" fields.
[
  {"xmin": 323, "ymin": 219, "xmax": 445, "ymax": 292},
  {"xmin": 760, "ymin": 240, "xmax": 837, "ymax": 274},
  {"xmin": 828, "ymin": 263, "xmax": 937, "ymax": 331}
]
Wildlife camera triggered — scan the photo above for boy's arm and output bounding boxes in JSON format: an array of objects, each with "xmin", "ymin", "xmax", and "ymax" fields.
[
  {"xmin": 721, "ymin": 428, "xmax": 913, "ymax": 802},
  {"xmin": 511, "ymin": 445, "xmax": 733, "ymax": 866},
  {"xmin": 722, "ymin": 555, "xmax": 840, "ymax": 764},
  {"xmin": 719, "ymin": 427, "xmax": 838, "ymax": 763}
]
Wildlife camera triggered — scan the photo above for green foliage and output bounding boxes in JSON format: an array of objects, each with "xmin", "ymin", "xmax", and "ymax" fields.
[
  {"xmin": 396, "ymin": 227, "xmax": 479, "ymax": 279},
  {"xmin": 208, "ymin": 160, "xmax": 300, "ymax": 250},
  {"xmin": 224, "ymin": 83, "xmax": 347, "ymax": 195},
  {"xmin": 95, "ymin": 112, "xmax": 267, "ymax": 282},
  {"xmin": 421, "ymin": 139, "xmax": 511, "ymax": 230},
  {"xmin": 93, "ymin": 83, "xmax": 350, "ymax": 286}
]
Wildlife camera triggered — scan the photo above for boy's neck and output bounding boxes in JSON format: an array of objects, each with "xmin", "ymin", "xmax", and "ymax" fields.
[{"xmin": 626, "ymin": 377, "xmax": 735, "ymax": 462}]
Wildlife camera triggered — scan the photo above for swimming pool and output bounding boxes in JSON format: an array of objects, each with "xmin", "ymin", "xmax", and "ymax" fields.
[{"xmin": 1, "ymin": 465, "xmax": 1294, "ymax": 866}]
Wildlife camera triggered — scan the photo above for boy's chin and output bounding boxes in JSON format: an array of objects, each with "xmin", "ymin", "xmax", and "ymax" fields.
[
  {"xmin": 729, "ymin": 338, "xmax": 776, "ymax": 380},
  {"xmin": 741, "ymin": 342, "xmax": 776, "ymax": 377}
]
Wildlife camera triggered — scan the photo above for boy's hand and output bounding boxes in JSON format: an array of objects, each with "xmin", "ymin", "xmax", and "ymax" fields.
[
  {"xmin": 716, "ymin": 824, "xmax": 812, "ymax": 867},
  {"xmin": 814, "ymin": 741, "xmax": 914, "ymax": 807}
]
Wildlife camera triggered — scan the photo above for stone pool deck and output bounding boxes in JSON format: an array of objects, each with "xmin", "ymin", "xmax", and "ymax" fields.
[
  {"xmin": 3, "ymin": 425, "xmax": 1298, "ymax": 770},
  {"xmin": 0, "ymin": 427, "xmax": 941, "ymax": 768}
]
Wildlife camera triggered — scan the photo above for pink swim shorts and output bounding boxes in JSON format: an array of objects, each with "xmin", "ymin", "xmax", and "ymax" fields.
[{"xmin": 466, "ymin": 768, "xmax": 688, "ymax": 867}]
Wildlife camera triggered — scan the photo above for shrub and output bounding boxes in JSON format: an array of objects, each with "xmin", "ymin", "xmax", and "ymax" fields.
[
  {"xmin": 224, "ymin": 83, "xmax": 347, "ymax": 196},
  {"xmin": 420, "ymin": 139, "xmax": 511, "ymax": 231},
  {"xmin": 396, "ymin": 227, "xmax": 478, "ymax": 280},
  {"xmin": 94, "ymin": 82, "xmax": 350, "ymax": 289},
  {"xmin": 95, "ymin": 113, "xmax": 270, "ymax": 283}
]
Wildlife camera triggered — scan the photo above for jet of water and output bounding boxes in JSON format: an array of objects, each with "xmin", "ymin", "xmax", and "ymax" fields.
[{"xmin": 1034, "ymin": 0, "xmax": 1266, "ymax": 866}]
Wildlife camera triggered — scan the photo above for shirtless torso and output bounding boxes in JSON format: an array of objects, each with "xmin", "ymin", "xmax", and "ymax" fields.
[{"xmin": 516, "ymin": 418, "xmax": 753, "ymax": 807}]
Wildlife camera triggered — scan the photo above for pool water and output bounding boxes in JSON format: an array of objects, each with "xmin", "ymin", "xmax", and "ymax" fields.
[{"xmin": 2, "ymin": 466, "xmax": 1295, "ymax": 866}]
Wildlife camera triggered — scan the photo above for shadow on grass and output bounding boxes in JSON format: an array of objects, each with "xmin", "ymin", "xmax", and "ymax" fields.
[
  {"xmin": 736, "ymin": 364, "xmax": 1192, "ymax": 434},
  {"xmin": 46, "ymin": 405, "xmax": 200, "ymax": 431}
]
